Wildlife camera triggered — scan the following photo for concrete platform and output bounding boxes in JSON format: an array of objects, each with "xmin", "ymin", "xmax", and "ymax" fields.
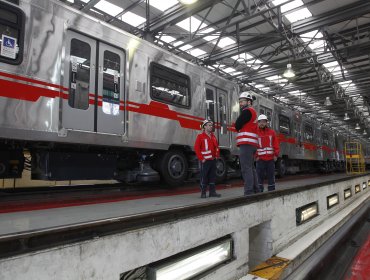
[
  {"xmin": 0, "ymin": 173, "xmax": 353, "ymax": 236},
  {"xmin": 0, "ymin": 173, "xmax": 369, "ymax": 280}
]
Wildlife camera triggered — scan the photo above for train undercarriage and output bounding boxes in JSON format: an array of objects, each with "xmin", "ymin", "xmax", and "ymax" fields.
[{"xmin": 0, "ymin": 141, "xmax": 346, "ymax": 188}]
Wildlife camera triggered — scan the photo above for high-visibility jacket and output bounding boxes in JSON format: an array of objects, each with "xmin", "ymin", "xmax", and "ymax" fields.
[
  {"xmin": 194, "ymin": 132, "xmax": 220, "ymax": 161},
  {"xmin": 236, "ymin": 106, "xmax": 258, "ymax": 146},
  {"xmin": 256, "ymin": 127, "xmax": 280, "ymax": 161}
]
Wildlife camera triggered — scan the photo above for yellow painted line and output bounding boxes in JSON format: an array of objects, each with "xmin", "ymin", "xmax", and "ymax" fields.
[{"xmin": 249, "ymin": 256, "xmax": 291, "ymax": 280}]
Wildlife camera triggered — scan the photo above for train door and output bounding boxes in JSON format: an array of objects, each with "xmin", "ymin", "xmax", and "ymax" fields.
[
  {"xmin": 62, "ymin": 31, "xmax": 125, "ymax": 135},
  {"xmin": 205, "ymin": 85, "xmax": 230, "ymax": 147},
  {"xmin": 62, "ymin": 31, "xmax": 96, "ymax": 132},
  {"xmin": 97, "ymin": 43, "xmax": 125, "ymax": 134}
]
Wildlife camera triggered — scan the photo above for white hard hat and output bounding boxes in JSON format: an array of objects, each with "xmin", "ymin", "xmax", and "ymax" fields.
[
  {"xmin": 239, "ymin": 91, "xmax": 254, "ymax": 101},
  {"xmin": 201, "ymin": 119, "xmax": 213, "ymax": 128},
  {"xmin": 258, "ymin": 114, "xmax": 268, "ymax": 121}
]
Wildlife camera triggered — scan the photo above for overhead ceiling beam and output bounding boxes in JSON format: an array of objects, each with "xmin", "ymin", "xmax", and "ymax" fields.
[
  {"xmin": 148, "ymin": 0, "xmax": 222, "ymax": 34},
  {"xmin": 204, "ymin": 0, "xmax": 370, "ymax": 62},
  {"xmin": 79, "ymin": 0, "xmax": 99, "ymax": 12},
  {"xmin": 292, "ymin": 0, "xmax": 370, "ymax": 34}
]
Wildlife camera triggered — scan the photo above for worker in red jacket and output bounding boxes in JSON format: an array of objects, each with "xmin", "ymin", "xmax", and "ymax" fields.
[
  {"xmin": 256, "ymin": 114, "xmax": 280, "ymax": 192},
  {"xmin": 194, "ymin": 119, "xmax": 221, "ymax": 198}
]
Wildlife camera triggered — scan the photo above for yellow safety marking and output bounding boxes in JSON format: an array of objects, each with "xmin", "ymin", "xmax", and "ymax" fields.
[{"xmin": 249, "ymin": 256, "xmax": 291, "ymax": 280}]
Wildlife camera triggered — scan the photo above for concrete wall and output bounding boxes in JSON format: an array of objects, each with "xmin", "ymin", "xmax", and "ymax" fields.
[{"xmin": 0, "ymin": 175, "xmax": 369, "ymax": 280}]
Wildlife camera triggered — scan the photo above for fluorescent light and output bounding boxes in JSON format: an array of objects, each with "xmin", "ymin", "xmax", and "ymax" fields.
[
  {"xmin": 283, "ymin": 63, "xmax": 295, "ymax": 78},
  {"xmin": 327, "ymin": 194, "xmax": 339, "ymax": 209},
  {"xmin": 344, "ymin": 188, "xmax": 352, "ymax": 199},
  {"xmin": 296, "ymin": 202, "xmax": 319, "ymax": 225},
  {"xmin": 355, "ymin": 184, "xmax": 361, "ymax": 193},
  {"xmin": 148, "ymin": 238, "xmax": 232, "ymax": 280},
  {"xmin": 324, "ymin": 96, "xmax": 332, "ymax": 106}
]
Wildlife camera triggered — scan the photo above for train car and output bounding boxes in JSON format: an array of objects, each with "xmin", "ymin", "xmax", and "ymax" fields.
[
  {"xmin": 0, "ymin": 0, "xmax": 240, "ymax": 186},
  {"xmin": 0, "ymin": 0, "xmax": 358, "ymax": 187}
]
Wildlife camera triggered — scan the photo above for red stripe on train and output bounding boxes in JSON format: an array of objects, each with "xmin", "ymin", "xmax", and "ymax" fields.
[
  {"xmin": 0, "ymin": 70, "xmax": 68, "ymax": 91},
  {"xmin": 0, "ymin": 78, "xmax": 60, "ymax": 101}
]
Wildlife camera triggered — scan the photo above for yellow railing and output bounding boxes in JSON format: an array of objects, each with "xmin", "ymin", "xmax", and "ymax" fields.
[{"xmin": 345, "ymin": 141, "xmax": 366, "ymax": 174}]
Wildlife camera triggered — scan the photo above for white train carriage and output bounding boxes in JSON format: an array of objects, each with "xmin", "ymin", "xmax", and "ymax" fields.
[
  {"xmin": 0, "ymin": 0, "xmax": 358, "ymax": 187},
  {"xmin": 0, "ymin": 0, "xmax": 240, "ymax": 186}
]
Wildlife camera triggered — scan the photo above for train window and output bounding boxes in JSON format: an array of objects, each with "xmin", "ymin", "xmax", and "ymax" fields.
[
  {"xmin": 68, "ymin": 39, "xmax": 91, "ymax": 110},
  {"xmin": 304, "ymin": 124, "xmax": 313, "ymax": 141},
  {"xmin": 150, "ymin": 63, "xmax": 191, "ymax": 108},
  {"xmin": 279, "ymin": 115, "xmax": 290, "ymax": 135},
  {"xmin": 0, "ymin": 1, "xmax": 25, "ymax": 64},
  {"xmin": 102, "ymin": 50, "xmax": 120, "ymax": 116},
  {"xmin": 206, "ymin": 88, "xmax": 215, "ymax": 123}
]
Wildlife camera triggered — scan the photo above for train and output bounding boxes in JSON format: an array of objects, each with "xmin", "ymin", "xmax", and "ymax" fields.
[{"xmin": 0, "ymin": 0, "xmax": 362, "ymax": 187}]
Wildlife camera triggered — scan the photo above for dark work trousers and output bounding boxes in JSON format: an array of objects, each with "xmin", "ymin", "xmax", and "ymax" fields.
[
  {"xmin": 199, "ymin": 159, "xmax": 217, "ymax": 194},
  {"xmin": 256, "ymin": 160, "xmax": 275, "ymax": 192},
  {"xmin": 239, "ymin": 145, "xmax": 259, "ymax": 195}
]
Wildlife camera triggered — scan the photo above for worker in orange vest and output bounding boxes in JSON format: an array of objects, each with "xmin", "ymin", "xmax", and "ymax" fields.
[{"xmin": 235, "ymin": 92, "xmax": 259, "ymax": 196}]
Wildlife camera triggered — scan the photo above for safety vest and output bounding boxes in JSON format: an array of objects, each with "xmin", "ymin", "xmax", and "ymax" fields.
[
  {"xmin": 194, "ymin": 132, "xmax": 220, "ymax": 161},
  {"xmin": 256, "ymin": 127, "xmax": 280, "ymax": 161},
  {"xmin": 236, "ymin": 107, "xmax": 258, "ymax": 147}
]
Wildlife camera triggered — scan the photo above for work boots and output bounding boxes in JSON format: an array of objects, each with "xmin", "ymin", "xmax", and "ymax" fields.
[
  {"xmin": 200, "ymin": 184, "xmax": 207, "ymax": 198},
  {"xmin": 209, "ymin": 184, "xmax": 221, "ymax": 198}
]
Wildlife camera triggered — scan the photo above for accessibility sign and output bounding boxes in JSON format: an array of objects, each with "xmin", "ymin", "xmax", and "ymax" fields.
[{"xmin": 1, "ymin": 34, "xmax": 17, "ymax": 59}]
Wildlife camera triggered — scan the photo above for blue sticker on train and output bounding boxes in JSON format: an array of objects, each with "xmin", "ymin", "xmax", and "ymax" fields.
[{"xmin": 3, "ymin": 36, "xmax": 15, "ymax": 48}]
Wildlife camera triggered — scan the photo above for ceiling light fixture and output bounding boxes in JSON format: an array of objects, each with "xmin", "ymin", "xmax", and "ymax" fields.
[
  {"xmin": 283, "ymin": 63, "xmax": 295, "ymax": 78},
  {"xmin": 363, "ymin": 130, "xmax": 367, "ymax": 135},
  {"xmin": 355, "ymin": 123, "xmax": 361, "ymax": 130},
  {"xmin": 324, "ymin": 96, "xmax": 332, "ymax": 106},
  {"xmin": 344, "ymin": 113, "xmax": 350, "ymax": 120},
  {"xmin": 178, "ymin": 0, "xmax": 198, "ymax": 4}
]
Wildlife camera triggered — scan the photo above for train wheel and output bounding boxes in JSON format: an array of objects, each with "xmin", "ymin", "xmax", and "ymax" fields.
[
  {"xmin": 276, "ymin": 158, "xmax": 286, "ymax": 178},
  {"xmin": 159, "ymin": 150, "xmax": 188, "ymax": 187},
  {"xmin": 215, "ymin": 155, "xmax": 227, "ymax": 182}
]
